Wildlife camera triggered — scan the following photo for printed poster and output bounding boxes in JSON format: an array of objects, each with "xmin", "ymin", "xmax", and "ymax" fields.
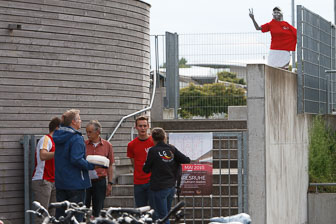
[
  {"xmin": 168, "ymin": 132, "xmax": 213, "ymax": 162},
  {"xmin": 169, "ymin": 132, "xmax": 213, "ymax": 195},
  {"xmin": 180, "ymin": 163, "xmax": 213, "ymax": 195}
]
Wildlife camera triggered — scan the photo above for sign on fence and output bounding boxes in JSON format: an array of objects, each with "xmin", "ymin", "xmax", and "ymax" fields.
[
  {"xmin": 168, "ymin": 132, "xmax": 213, "ymax": 161},
  {"xmin": 169, "ymin": 132, "xmax": 213, "ymax": 195},
  {"xmin": 180, "ymin": 163, "xmax": 213, "ymax": 195}
]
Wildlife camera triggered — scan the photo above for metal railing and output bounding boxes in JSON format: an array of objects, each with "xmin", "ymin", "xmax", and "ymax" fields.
[
  {"xmin": 107, "ymin": 36, "xmax": 159, "ymax": 141},
  {"xmin": 309, "ymin": 183, "xmax": 336, "ymax": 193}
]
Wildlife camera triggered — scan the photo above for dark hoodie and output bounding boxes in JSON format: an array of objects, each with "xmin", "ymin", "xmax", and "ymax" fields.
[
  {"xmin": 143, "ymin": 141, "xmax": 190, "ymax": 191},
  {"xmin": 53, "ymin": 126, "xmax": 94, "ymax": 190}
]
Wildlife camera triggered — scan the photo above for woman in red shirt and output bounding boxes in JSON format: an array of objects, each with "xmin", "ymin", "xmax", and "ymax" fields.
[{"xmin": 249, "ymin": 6, "xmax": 297, "ymax": 69}]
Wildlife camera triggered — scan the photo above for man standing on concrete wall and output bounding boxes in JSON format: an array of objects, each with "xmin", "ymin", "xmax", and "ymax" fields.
[
  {"xmin": 85, "ymin": 120, "xmax": 114, "ymax": 217},
  {"xmin": 53, "ymin": 109, "xmax": 95, "ymax": 221},
  {"xmin": 31, "ymin": 117, "xmax": 60, "ymax": 224},
  {"xmin": 249, "ymin": 6, "xmax": 297, "ymax": 69},
  {"xmin": 127, "ymin": 116, "xmax": 154, "ymax": 207}
]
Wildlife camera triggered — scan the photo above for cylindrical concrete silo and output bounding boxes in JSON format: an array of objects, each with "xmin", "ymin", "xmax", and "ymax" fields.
[{"xmin": 0, "ymin": 0, "xmax": 150, "ymax": 222}]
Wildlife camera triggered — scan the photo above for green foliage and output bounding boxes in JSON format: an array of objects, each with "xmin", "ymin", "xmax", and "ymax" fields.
[
  {"xmin": 309, "ymin": 116, "xmax": 336, "ymax": 192},
  {"xmin": 161, "ymin": 57, "xmax": 190, "ymax": 68},
  {"xmin": 179, "ymin": 83, "xmax": 246, "ymax": 118},
  {"xmin": 288, "ymin": 61, "xmax": 298, "ymax": 72},
  {"xmin": 217, "ymin": 71, "xmax": 246, "ymax": 85},
  {"xmin": 178, "ymin": 57, "xmax": 190, "ymax": 68}
]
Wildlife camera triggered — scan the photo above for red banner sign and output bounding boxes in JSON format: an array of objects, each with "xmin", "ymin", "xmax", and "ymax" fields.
[{"xmin": 180, "ymin": 163, "xmax": 213, "ymax": 195}]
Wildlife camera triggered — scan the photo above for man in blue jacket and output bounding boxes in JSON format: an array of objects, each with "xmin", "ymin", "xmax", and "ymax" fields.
[{"xmin": 53, "ymin": 109, "xmax": 95, "ymax": 221}]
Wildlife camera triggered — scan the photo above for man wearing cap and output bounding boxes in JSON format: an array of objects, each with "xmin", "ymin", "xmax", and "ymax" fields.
[{"xmin": 249, "ymin": 6, "xmax": 297, "ymax": 69}]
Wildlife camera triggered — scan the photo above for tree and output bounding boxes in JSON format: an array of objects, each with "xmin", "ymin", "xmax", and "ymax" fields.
[
  {"xmin": 217, "ymin": 71, "xmax": 246, "ymax": 85},
  {"xmin": 178, "ymin": 57, "xmax": 190, "ymax": 68},
  {"xmin": 161, "ymin": 57, "xmax": 190, "ymax": 68},
  {"xmin": 179, "ymin": 83, "xmax": 246, "ymax": 118}
]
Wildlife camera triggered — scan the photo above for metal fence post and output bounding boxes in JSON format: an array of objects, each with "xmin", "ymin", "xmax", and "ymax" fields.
[
  {"xmin": 166, "ymin": 32, "xmax": 179, "ymax": 119},
  {"xmin": 237, "ymin": 133, "xmax": 242, "ymax": 213},
  {"xmin": 297, "ymin": 5, "xmax": 303, "ymax": 114},
  {"xmin": 243, "ymin": 131, "xmax": 248, "ymax": 213},
  {"xmin": 22, "ymin": 135, "xmax": 31, "ymax": 224}
]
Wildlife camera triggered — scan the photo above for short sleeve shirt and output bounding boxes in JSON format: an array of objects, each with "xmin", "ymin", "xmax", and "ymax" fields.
[
  {"xmin": 127, "ymin": 136, "xmax": 154, "ymax": 185},
  {"xmin": 261, "ymin": 19, "xmax": 297, "ymax": 51},
  {"xmin": 85, "ymin": 138, "xmax": 114, "ymax": 178},
  {"xmin": 32, "ymin": 134, "xmax": 55, "ymax": 182}
]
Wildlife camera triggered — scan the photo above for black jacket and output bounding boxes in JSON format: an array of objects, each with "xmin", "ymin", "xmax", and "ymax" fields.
[{"xmin": 143, "ymin": 141, "xmax": 190, "ymax": 191}]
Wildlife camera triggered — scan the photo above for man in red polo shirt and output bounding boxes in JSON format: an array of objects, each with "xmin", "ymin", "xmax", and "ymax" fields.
[
  {"xmin": 249, "ymin": 6, "xmax": 297, "ymax": 68},
  {"xmin": 85, "ymin": 120, "xmax": 114, "ymax": 217},
  {"xmin": 127, "ymin": 116, "xmax": 154, "ymax": 207}
]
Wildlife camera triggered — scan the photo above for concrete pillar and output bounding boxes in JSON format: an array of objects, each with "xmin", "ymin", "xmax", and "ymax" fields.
[
  {"xmin": 247, "ymin": 64, "xmax": 267, "ymax": 224},
  {"xmin": 247, "ymin": 64, "xmax": 310, "ymax": 224}
]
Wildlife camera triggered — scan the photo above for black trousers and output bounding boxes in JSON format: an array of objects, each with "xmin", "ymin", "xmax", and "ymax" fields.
[{"xmin": 85, "ymin": 178, "xmax": 106, "ymax": 217}]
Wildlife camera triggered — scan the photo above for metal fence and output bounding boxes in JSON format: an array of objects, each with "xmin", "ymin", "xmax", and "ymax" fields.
[
  {"xmin": 151, "ymin": 32, "xmax": 271, "ymax": 77},
  {"xmin": 178, "ymin": 33, "xmax": 270, "ymax": 68},
  {"xmin": 179, "ymin": 94, "xmax": 246, "ymax": 119},
  {"xmin": 21, "ymin": 135, "xmax": 42, "ymax": 224},
  {"xmin": 297, "ymin": 5, "xmax": 336, "ymax": 114},
  {"xmin": 150, "ymin": 32, "xmax": 269, "ymax": 119},
  {"xmin": 167, "ymin": 131, "xmax": 248, "ymax": 223}
]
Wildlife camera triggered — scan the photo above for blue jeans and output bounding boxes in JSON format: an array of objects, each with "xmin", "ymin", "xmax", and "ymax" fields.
[
  {"xmin": 134, "ymin": 183, "xmax": 151, "ymax": 207},
  {"xmin": 55, "ymin": 188, "xmax": 86, "ymax": 222},
  {"xmin": 151, "ymin": 187, "xmax": 175, "ymax": 224},
  {"xmin": 85, "ymin": 178, "xmax": 106, "ymax": 217}
]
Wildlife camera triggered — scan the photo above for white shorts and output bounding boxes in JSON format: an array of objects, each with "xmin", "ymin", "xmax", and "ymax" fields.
[{"xmin": 267, "ymin": 50, "xmax": 291, "ymax": 68}]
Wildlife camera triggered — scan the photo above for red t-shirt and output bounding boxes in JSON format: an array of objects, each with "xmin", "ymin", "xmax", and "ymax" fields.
[
  {"xmin": 127, "ymin": 136, "xmax": 154, "ymax": 185},
  {"xmin": 261, "ymin": 19, "xmax": 297, "ymax": 51}
]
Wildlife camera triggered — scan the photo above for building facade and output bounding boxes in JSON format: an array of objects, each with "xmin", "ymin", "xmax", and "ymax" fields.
[{"xmin": 0, "ymin": 0, "xmax": 150, "ymax": 222}]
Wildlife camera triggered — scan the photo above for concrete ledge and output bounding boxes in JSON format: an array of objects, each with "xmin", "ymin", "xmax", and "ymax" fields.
[
  {"xmin": 309, "ymin": 193, "xmax": 336, "ymax": 224},
  {"xmin": 228, "ymin": 106, "xmax": 247, "ymax": 120},
  {"xmin": 152, "ymin": 120, "xmax": 247, "ymax": 131}
]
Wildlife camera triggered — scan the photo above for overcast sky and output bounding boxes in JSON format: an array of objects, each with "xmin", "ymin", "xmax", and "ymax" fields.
[{"xmin": 142, "ymin": 0, "xmax": 335, "ymax": 35}]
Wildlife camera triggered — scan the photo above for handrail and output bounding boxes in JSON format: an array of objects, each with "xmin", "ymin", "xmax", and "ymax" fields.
[
  {"xmin": 309, "ymin": 183, "xmax": 336, "ymax": 186},
  {"xmin": 107, "ymin": 70, "xmax": 157, "ymax": 142},
  {"xmin": 107, "ymin": 36, "xmax": 159, "ymax": 142},
  {"xmin": 309, "ymin": 183, "xmax": 336, "ymax": 193}
]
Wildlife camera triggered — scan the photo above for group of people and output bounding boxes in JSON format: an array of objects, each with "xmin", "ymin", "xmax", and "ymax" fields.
[
  {"xmin": 30, "ymin": 6, "xmax": 295, "ymax": 223},
  {"xmin": 32, "ymin": 109, "xmax": 114, "ymax": 222},
  {"xmin": 31, "ymin": 109, "xmax": 190, "ymax": 224},
  {"xmin": 127, "ymin": 116, "xmax": 190, "ymax": 222}
]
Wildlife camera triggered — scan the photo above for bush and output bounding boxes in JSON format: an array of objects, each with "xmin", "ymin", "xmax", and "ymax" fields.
[
  {"xmin": 309, "ymin": 116, "xmax": 336, "ymax": 192},
  {"xmin": 178, "ymin": 83, "xmax": 246, "ymax": 118},
  {"xmin": 217, "ymin": 71, "xmax": 246, "ymax": 85}
]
